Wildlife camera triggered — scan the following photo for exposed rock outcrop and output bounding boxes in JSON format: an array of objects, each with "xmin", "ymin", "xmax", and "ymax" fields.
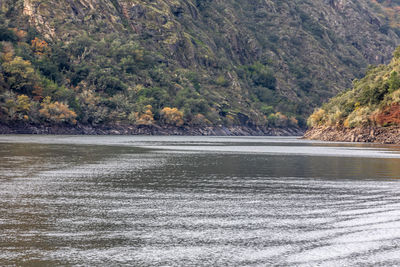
[
  {"xmin": 0, "ymin": 123, "xmax": 304, "ymax": 136},
  {"xmin": 304, "ymin": 126, "xmax": 400, "ymax": 144}
]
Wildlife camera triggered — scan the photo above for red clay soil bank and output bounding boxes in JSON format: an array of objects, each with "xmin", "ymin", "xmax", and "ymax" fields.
[{"xmin": 374, "ymin": 104, "xmax": 400, "ymax": 126}]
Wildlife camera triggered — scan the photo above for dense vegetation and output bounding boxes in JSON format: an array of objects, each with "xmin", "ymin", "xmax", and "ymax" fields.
[
  {"xmin": 308, "ymin": 47, "xmax": 400, "ymax": 128},
  {"xmin": 370, "ymin": 0, "xmax": 400, "ymax": 30},
  {"xmin": 1, "ymin": 0, "xmax": 400, "ymax": 130}
]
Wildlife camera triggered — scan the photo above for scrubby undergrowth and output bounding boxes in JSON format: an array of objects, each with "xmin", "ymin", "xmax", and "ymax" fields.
[
  {"xmin": 1, "ymin": 0, "xmax": 400, "ymax": 132},
  {"xmin": 308, "ymin": 47, "xmax": 400, "ymax": 130}
]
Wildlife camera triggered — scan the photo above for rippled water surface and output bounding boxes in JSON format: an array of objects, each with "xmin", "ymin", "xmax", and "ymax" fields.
[{"xmin": 2, "ymin": 135, "xmax": 400, "ymax": 266}]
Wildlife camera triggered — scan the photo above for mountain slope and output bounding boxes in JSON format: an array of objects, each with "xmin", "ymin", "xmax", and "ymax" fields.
[
  {"xmin": 308, "ymin": 47, "xmax": 400, "ymax": 126},
  {"xmin": 305, "ymin": 47, "xmax": 400, "ymax": 143},
  {"xmin": 0, "ymin": 0, "xmax": 400, "ymax": 131}
]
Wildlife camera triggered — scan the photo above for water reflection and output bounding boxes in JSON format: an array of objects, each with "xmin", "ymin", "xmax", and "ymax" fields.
[{"xmin": 1, "ymin": 136, "xmax": 400, "ymax": 265}]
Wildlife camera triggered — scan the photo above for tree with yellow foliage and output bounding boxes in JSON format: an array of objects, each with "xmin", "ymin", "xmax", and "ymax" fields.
[
  {"xmin": 16, "ymin": 94, "xmax": 31, "ymax": 112},
  {"xmin": 160, "ymin": 107, "xmax": 184, "ymax": 126},
  {"xmin": 135, "ymin": 105, "xmax": 155, "ymax": 125},
  {"xmin": 1, "ymin": 42, "xmax": 14, "ymax": 62},
  {"xmin": 16, "ymin": 95, "xmax": 32, "ymax": 121},
  {"xmin": 31, "ymin": 37, "xmax": 48, "ymax": 56},
  {"xmin": 1, "ymin": 93, "xmax": 32, "ymax": 121},
  {"xmin": 2, "ymin": 56, "xmax": 38, "ymax": 94},
  {"xmin": 39, "ymin": 96, "xmax": 77, "ymax": 124},
  {"xmin": 307, "ymin": 108, "xmax": 326, "ymax": 127}
]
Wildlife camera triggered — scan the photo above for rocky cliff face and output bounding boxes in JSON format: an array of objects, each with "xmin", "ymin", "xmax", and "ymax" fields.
[{"xmin": 0, "ymin": 0, "xmax": 400, "ymax": 130}]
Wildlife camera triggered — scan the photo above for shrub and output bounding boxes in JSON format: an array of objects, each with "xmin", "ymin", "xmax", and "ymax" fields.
[
  {"xmin": 135, "ymin": 105, "xmax": 154, "ymax": 125},
  {"xmin": 95, "ymin": 74, "xmax": 127, "ymax": 95},
  {"xmin": 390, "ymin": 89, "xmax": 400, "ymax": 104},
  {"xmin": 0, "ymin": 92, "xmax": 33, "ymax": 121},
  {"xmin": 307, "ymin": 108, "xmax": 326, "ymax": 127},
  {"xmin": 388, "ymin": 71, "xmax": 400, "ymax": 93},
  {"xmin": 248, "ymin": 62, "xmax": 276, "ymax": 89},
  {"xmin": 190, "ymin": 113, "xmax": 210, "ymax": 126},
  {"xmin": 137, "ymin": 87, "xmax": 169, "ymax": 109},
  {"xmin": 394, "ymin": 46, "xmax": 400, "ymax": 60},
  {"xmin": 76, "ymin": 90, "xmax": 108, "ymax": 125},
  {"xmin": 260, "ymin": 105, "xmax": 274, "ymax": 115},
  {"xmin": 160, "ymin": 107, "xmax": 184, "ymax": 126},
  {"xmin": 343, "ymin": 106, "xmax": 372, "ymax": 128},
  {"xmin": 2, "ymin": 57, "xmax": 38, "ymax": 94},
  {"xmin": 16, "ymin": 94, "xmax": 32, "ymax": 113},
  {"xmin": 326, "ymin": 107, "xmax": 344, "ymax": 126},
  {"xmin": 216, "ymin": 75, "xmax": 229, "ymax": 87},
  {"xmin": 252, "ymin": 68, "xmax": 276, "ymax": 89},
  {"xmin": 31, "ymin": 38, "xmax": 48, "ymax": 56},
  {"xmin": 268, "ymin": 112, "xmax": 289, "ymax": 127},
  {"xmin": 39, "ymin": 96, "xmax": 77, "ymax": 124},
  {"xmin": 0, "ymin": 26, "xmax": 17, "ymax": 42}
]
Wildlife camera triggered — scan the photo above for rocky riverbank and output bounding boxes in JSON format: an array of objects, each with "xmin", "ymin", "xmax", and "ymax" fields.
[
  {"xmin": 304, "ymin": 126, "xmax": 400, "ymax": 144},
  {"xmin": 0, "ymin": 123, "xmax": 304, "ymax": 136}
]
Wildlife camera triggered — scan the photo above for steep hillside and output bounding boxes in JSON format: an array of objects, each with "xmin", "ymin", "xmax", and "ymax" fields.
[
  {"xmin": 369, "ymin": 0, "xmax": 400, "ymax": 30},
  {"xmin": 0, "ymin": 0, "xmax": 399, "ymax": 132},
  {"xmin": 305, "ymin": 47, "xmax": 400, "ymax": 143}
]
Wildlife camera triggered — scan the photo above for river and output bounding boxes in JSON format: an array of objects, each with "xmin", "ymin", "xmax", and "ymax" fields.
[{"xmin": 1, "ymin": 135, "xmax": 400, "ymax": 266}]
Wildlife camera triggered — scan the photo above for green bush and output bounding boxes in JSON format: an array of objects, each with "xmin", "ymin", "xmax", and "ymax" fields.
[{"xmin": 0, "ymin": 26, "xmax": 17, "ymax": 42}]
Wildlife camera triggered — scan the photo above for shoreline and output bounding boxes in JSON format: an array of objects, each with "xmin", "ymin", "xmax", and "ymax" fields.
[
  {"xmin": 304, "ymin": 126, "xmax": 400, "ymax": 144},
  {"xmin": 0, "ymin": 123, "xmax": 304, "ymax": 136}
]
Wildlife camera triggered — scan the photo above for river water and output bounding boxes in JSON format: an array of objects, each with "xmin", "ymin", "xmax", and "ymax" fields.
[{"xmin": 1, "ymin": 135, "xmax": 400, "ymax": 266}]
